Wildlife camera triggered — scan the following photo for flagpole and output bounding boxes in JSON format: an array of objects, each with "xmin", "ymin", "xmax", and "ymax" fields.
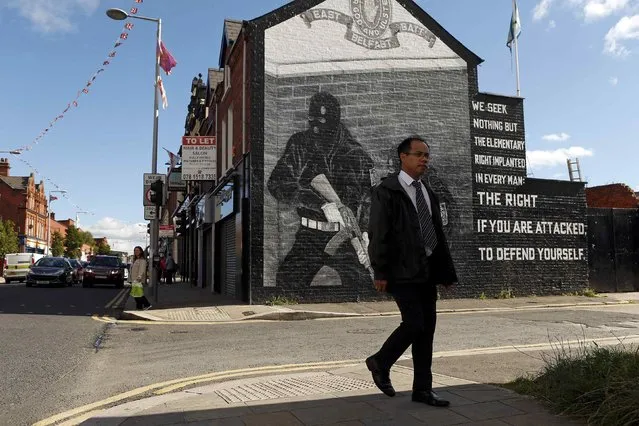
[{"xmin": 513, "ymin": 0, "xmax": 521, "ymax": 96}]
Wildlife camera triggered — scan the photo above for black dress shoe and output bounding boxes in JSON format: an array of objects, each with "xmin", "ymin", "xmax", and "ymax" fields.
[
  {"xmin": 412, "ymin": 390, "xmax": 450, "ymax": 407},
  {"xmin": 365, "ymin": 356, "xmax": 396, "ymax": 397}
]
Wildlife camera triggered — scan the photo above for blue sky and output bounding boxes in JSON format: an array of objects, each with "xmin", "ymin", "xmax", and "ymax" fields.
[{"xmin": 1, "ymin": 0, "xmax": 638, "ymax": 251}]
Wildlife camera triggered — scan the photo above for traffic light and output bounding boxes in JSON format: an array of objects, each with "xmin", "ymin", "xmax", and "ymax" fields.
[
  {"xmin": 175, "ymin": 213, "xmax": 186, "ymax": 235},
  {"xmin": 149, "ymin": 179, "xmax": 164, "ymax": 206},
  {"xmin": 147, "ymin": 223, "xmax": 150, "ymax": 234}
]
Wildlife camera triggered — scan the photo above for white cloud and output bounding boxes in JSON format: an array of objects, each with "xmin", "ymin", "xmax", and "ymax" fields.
[
  {"xmin": 547, "ymin": 19, "xmax": 557, "ymax": 29},
  {"xmin": 534, "ymin": 0, "xmax": 554, "ymax": 21},
  {"xmin": 609, "ymin": 76, "xmax": 619, "ymax": 85},
  {"xmin": 5, "ymin": 0, "xmax": 99, "ymax": 33},
  {"xmin": 604, "ymin": 14, "xmax": 639, "ymax": 56},
  {"xmin": 84, "ymin": 217, "xmax": 147, "ymax": 254},
  {"xmin": 542, "ymin": 132, "xmax": 571, "ymax": 141},
  {"xmin": 584, "ymin": 0, "xmax": 629, "ymax": 21},
  {"xmin": 527, "ymin": 146, "xmax": 594, "ymax": 168}
]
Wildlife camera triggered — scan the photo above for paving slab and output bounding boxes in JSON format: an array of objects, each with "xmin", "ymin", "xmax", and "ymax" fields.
[{"xmin": 79, "ymin": 362, "xmax": 582, "ymax": 426}]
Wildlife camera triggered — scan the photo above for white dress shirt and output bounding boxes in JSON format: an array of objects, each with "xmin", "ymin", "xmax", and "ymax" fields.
[
  {"xmin": 398, "ymin": 170, "xmax": 434, "ymax": 256},
  {"xmin": 398, "ymin": 170, "xmax": 433, "ymax": 215}
]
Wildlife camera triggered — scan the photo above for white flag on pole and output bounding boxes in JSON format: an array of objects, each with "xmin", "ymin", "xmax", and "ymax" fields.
[{"xmin": 507, "ymin": 0, "xmax": 522, "ymax": 51}]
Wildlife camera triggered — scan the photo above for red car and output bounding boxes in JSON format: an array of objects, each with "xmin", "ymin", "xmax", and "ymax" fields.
[{"xmin": 82, "ymin": 255, "xmax": 125, "ymax": 288}]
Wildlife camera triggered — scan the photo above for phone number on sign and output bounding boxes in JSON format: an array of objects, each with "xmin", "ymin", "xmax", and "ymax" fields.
[{"xmin": 183, "ymin": 173, "xmax": 216, "ymax": 180}]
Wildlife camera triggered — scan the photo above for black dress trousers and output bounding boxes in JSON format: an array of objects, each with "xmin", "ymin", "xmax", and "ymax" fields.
[{"xmin": 374, "ymin": 276, "xmax": 438, "ymax": 391}]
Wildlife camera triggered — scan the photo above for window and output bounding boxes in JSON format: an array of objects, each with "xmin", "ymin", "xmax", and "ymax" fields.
[
  {"xmin": 221, "ymin": 119, "xmax": 227, "ymax": 175},
  {"xmin": 224, "ymin": 66, "xmax": 231, "ymax": 92},
  {"xmin": 227, "ymin": 104, "xmax": 233, "ymax": 169}
]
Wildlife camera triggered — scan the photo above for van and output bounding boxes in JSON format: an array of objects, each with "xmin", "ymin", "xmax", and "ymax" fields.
[{"xmin": 3, "ymin": 253, "xmax": 45, "ymax": 283}]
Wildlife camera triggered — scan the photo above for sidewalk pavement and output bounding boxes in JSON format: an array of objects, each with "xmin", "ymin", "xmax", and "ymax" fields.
[
  {"xmin": 120, "ymin": 281, "xmax": 639, "ymax": 322},
  {"xmin": 79, "ymin": 361, "xmax": 583, "ymax": 425}
]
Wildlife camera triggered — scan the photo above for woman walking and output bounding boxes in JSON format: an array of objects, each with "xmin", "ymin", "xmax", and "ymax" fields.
[{"xmin": 130, "ymin": 246, "xmax": 152, "ymax": 310}]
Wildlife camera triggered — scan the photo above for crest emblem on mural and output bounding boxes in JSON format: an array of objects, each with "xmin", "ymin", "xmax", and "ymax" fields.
[
  {"xmin": 300, "ymin": 1, "xmax": 437, "ymax": 50},
  {"xmin": 351, "ymin": 0, "xmax": 391, "ymax": 39}
]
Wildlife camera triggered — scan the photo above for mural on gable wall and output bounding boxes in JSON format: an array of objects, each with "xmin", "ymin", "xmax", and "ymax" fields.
[{"xmin": 263, "ymin": 0, "xmax": 474, "ymax": 294}]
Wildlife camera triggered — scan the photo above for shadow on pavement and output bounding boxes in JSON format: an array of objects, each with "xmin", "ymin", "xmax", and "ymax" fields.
[{"xmin": 80, "ymin": 383, "xmax": 584, "ymax": 425}]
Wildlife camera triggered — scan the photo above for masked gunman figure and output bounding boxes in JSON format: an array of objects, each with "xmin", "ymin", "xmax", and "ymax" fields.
[{"xmin": 268, "ymin": 92, "xmax": 375, "ymax": 289}]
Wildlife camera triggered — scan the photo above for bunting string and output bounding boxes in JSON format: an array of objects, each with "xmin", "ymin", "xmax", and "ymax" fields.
[
  {"xmin": 10, "ymin": 153, "xmax": 94, "ymax": 218},
  {"xmin": 12, "ymin": 0, "xmax": 146, "ymax": 154}
]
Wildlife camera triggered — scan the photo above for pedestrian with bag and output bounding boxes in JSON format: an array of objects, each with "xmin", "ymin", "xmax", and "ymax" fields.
[
  {"xmin": 366, "ymin": 136, "xmax": 457, "ymax": 407},
  {"xmin": 130, "ymin": 246, "xmax": 152, "ymax": 310}
]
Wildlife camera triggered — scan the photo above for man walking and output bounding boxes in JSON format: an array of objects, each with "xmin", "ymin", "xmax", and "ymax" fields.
[{"xmin": 366, "ymin": 136, "xmax": 457, "ymax": 407}]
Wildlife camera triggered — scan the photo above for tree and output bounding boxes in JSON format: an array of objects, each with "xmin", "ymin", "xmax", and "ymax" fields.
[
  {"xmin": 0, "ymin": 219, "xmax": 20, "ymax": 267},
  {"xmin": 64, "ymin": 225, "xmax": 83, "ymax": 259},
  {"xmin": 51, "ymin": 231, "xmax": 65, "ymax": 257},
  {"xmin": 95, "ymin": 240, "xmax": 111, "ymax": 255},
  {"xmin": 80, "ymin": 230, "xmax": 95, "ymax": 246}
]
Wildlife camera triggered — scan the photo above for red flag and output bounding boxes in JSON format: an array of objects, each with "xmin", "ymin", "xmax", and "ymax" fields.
[{"xmin": 157, "ymin": 41, "xmax": 177, "ymax": 75}]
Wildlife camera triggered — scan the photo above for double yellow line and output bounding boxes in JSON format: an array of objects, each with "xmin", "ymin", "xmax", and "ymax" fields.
[
  {"xmin": 104, "ymin": 288, "xmax": 129, "ymax": 309},
  {"xmin": 33, "ymin": 359, "xmax": 361, "ymax": 426}
]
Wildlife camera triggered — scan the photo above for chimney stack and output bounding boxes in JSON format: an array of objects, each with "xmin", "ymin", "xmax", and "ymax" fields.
[{"xmin": 0, "ymin": 158, "xmax": 10, "ymax": 177}]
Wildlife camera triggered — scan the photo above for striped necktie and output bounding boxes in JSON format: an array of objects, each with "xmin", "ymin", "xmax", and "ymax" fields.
[{"xmin": 411, "ymin": 180, "xmax": 438, "ymax": 252}]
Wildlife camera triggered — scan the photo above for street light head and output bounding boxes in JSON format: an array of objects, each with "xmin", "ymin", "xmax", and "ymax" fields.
[
  {"xmin": 9, "ymin": 150, "xmax": 21, "ymax": 155},
  {"xmin": 106, "ymin": 8, "xmax": 128, "ymax": 21}
]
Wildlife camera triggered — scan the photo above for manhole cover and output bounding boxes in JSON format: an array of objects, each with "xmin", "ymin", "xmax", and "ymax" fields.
[{"xmin": 215, "ymin": 372, "xmax": 374, "ymax": 403}]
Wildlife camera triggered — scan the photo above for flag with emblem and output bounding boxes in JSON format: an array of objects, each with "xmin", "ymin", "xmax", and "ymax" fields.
[{"xmin": 506, "ymin": 0, "xmax": 521, "ymax": 51}]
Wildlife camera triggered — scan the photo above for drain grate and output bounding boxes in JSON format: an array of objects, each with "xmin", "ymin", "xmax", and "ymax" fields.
[{"xmin": 215, "ymin": 373, "xmax": 374, "ymax": 403}]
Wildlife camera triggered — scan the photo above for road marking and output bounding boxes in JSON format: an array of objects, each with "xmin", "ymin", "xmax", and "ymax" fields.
[
  {"xmin": 428, "ymin": 334, "xmax": 639, "ymax": 358},
  {"xmin": 112, "ymin": 289, "xmax": 130, "ymax": 309},
  {"xmin": 33, "ymin": 359, "xmax": 361, "ymax": 426}
]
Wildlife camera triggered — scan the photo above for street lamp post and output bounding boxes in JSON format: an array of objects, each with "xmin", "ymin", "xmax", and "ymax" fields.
[
  {"xmin": 47, "ymin": 190, "xmax": 67, "ymax": 255},
  {"xmin": 75, "ymin": 210, "xmax": 89, "ymax": 228},
  {"xmin": 107, "ymin": 8, "xmax": 162, "ymax": 302}
]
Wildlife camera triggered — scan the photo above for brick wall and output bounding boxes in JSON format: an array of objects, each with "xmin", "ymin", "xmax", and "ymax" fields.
[
  {"xmin": 259, "ymin": 68, "xmax": 473, "ymax": 302},
  {"xmin": 468, "ymin": 92, "xmax": 588, "ymax": 296},
  {"xmin": 0, "ymin": 183, "xmax": 26, "ymax": 236},
  {"xmin": 586, "ymin": 184, "xmax": 639, "ymax": 208}
]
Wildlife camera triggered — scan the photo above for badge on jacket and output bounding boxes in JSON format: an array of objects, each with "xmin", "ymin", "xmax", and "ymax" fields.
[{"xmin": 440, "ymin": 202, "xmax": 449, "ymax": 226}]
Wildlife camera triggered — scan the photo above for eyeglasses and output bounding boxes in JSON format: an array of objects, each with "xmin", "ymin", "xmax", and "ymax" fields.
[{"xmin": 404, "ymin": 151, "xmax": 430, "ymax": 159}]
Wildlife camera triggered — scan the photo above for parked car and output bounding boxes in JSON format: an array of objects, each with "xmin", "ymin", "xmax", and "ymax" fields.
[
  {"xmin": 66, "ymin": 258, "xmax": 84, "ymax": 283},
  {"xmin": 25, "ymin": 257, "xmax": 74, "ymax": 287},
  {"xmin": 83, "ymin": 255, "xmax": 124, "ymax": 288},
  {"xmin": 3, "ymin": 253, "xmax": 45, "ymax": 283}
]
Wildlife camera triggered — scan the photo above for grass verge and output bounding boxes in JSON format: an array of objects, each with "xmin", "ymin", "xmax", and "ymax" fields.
[{"xmin": 504, "ymin": 342, "xmax": 639, "ymax": 425}]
